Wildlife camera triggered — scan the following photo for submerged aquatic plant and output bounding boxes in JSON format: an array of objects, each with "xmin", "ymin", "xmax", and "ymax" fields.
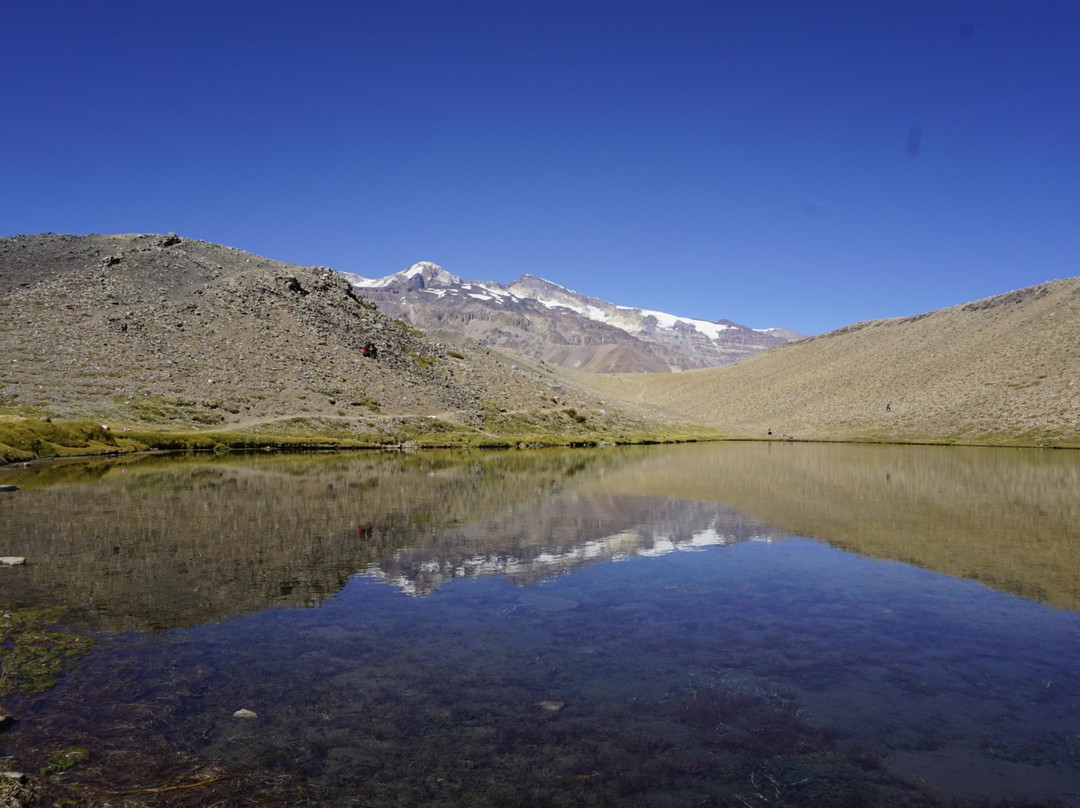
[
  {"xmin": 41, "ymin": 746, "xmax": 90, "ymax": 776},
  {"xmin": 0, "ymin": 603, "xmax": 94, "ymax": 695}
]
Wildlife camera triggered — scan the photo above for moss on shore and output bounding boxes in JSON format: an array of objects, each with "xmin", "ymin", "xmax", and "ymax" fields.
[{"xmin": 0, "ymin": 413, "xmax": 720, "ymax": 466}]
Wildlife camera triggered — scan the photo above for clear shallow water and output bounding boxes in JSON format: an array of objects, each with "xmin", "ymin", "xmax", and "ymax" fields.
[{"xmin": 1, "ymin": 444, "xmax": 1079, "ymax": 806}]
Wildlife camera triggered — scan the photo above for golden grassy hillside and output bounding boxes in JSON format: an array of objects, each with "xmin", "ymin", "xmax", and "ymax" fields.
[{"xmin": 579, "ymin": 278, "xmax": 1080, "ymax": 447}]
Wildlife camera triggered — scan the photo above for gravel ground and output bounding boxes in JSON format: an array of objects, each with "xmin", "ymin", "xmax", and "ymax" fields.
[{"xmin": 0, "ymin": 234, "xmax": 633, "ymax": 433}]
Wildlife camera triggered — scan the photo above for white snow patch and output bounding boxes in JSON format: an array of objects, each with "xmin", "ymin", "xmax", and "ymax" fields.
[
  {"xmin": 537, "ymin": 297, "xmax": 609, "ymax": 320},
  {"xmin": 631, "ymin": 308, "xmax": 736, "ymax": 338}
]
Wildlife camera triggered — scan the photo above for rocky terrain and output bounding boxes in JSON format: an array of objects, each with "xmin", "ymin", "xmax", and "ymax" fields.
[
  {"xmin": 581, "ymin": 277, "xmax": 1080, "ymax": 447},
  {"xmin": 0, "ymin": 234, "xmax": 690, "ymax": 454},
  {"xmin": 347, "ymin": 261, "xmax": 798, "ymax": 373},
  {"xmin": 2, "ymin": 232, "xmax": 1077, "ymax": 454}
]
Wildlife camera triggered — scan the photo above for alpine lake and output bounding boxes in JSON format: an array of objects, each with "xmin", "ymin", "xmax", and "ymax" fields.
[{"xmin": 1, "ymin": 441, "xmax": 1079, "ymax": 807}]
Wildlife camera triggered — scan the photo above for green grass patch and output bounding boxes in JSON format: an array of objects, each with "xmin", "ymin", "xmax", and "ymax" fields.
[
  {"xmin": 374, "ymin": 416, "xmax": 480, "ymax": 447},
  {"xmin": 396, "ymin": 319, "xmax": 427, "ymax": 339},
  {"xmin": 349, "ymin": 396, "xmax": 381, "ymax": 412},
  {"xmin": 0, "ymin": 417, "xmax": 147, "ymax": 463},
  {"xmin": 0, "ymin": 409, "xmax": 722, "ymax": 466},
  {"xmin": 565, "ymin": 407, "xmax": 587, "ymax": 424},
  {"xmin": 0, "ymin": 395, "xmax": 49, "ymax": 419},
  {"xmin": 120, "ymin": 394, "xmax": 211, "ymax": 423},
  {"xmin": 409, "ymin": 351, "xmax": 436, "ymax": 370}
]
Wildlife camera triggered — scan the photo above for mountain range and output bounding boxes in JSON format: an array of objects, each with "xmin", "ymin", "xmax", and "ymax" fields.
[
  {"xmin": 344, "ymin": 262, "xmax": 801, "ymax": 373},
  {"xmin": 0, "ymin": 232, "xmax": 694, "ymax": 459},
  {"xmin": 1, "ymin": 232, "xmax": 1078, "ymax": 455}
]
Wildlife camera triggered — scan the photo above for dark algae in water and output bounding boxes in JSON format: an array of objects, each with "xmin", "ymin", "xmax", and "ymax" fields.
[
  {"xmin": 0, "ymin": 603, "xmax": 93, "ymax": 695},
  {"xmin": 0, "ymin": 603, "xmax": 94, "ymax": 807}
]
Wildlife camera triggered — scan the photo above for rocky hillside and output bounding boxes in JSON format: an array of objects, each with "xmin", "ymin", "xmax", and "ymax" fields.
[
  {"xmin": 0, "ymin": 233, "xmax": 686, "ymax": 445},
  {"xmin": 580, "ymin": 277, "xmax": 1080, "ymax": 447},
  {"xmin": 5, "ymin": 233, "xmax": 1075, "ymax": 452},
  {"xmin": 347, "ymin": 262, "xmax": 797, "ymax": 373}
]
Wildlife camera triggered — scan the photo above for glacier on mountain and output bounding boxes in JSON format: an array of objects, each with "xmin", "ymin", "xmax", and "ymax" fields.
[{"xmin": 343, "ymin": 262, "xmax": 800, "ymax": 372}]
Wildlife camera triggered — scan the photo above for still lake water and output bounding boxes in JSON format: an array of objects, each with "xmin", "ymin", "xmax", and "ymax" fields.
[{"xmin": 1, "ymin": 442, "xmax": 1079, "ymax": 807}]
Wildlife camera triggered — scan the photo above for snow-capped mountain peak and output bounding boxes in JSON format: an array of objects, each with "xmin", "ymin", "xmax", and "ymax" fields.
[
  {"xmin": 343, "ymin": 261, "xmax": 462, "ymax": 289},
  {"xmin": 345, "ymin": 263, "xmax": 801, "ymax": 373}
]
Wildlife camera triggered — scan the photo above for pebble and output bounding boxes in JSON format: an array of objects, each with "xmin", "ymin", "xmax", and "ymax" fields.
[{"xmin": 233, "ymin": 708, "xmax": 258, "ymax": 719}]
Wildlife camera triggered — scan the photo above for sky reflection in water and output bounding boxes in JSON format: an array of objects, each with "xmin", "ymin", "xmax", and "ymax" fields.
[{"xmin": 2, "ymin": 443, "xmax": 1080, "ymax": 807}]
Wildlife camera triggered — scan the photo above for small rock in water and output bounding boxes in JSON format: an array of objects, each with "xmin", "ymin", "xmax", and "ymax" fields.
[
  {"xmin": 0, "ymin": 558, "xmax": 25, "ymax": 566},
  {"xmin": 233, "ymin": 708, "xmax": 258, "ymax": 719},
  {"xmin": 0, "ymin": 772, "xmax": 26, "ymax": 783},
  {"xmin": 0, "ymin": 485, "xmax": 18, "ymax": 493},
  {"xmin": 538, "ymin": 701, "xmax": 566, "ymax": 712},
  {"xmin": 0, "ymin": 715, "xmax": 15, "ymax": 731}
]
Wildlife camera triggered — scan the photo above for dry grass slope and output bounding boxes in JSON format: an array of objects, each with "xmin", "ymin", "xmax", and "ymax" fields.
[
  {"xmin": 0, "ymin": 233, "xmax": 705, "ymax": 460},
  {"xmin": 580, "ymin": 278, "xmax": 1080, "ymax": 447}
]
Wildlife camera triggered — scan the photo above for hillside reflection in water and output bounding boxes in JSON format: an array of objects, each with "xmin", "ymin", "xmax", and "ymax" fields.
[{"xmin": 1, "ymin": 443, "xmax": 1079, "ymax": 806}]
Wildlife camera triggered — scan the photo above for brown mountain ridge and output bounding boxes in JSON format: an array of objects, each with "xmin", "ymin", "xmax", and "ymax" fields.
[
  {"xmin": 578, "ymin": 277, "xmax": 1080, "ymax": 447},
  {"xmin": 0, "ymin": 233, "xmax": 693, "ymax": 458},
  {"xmin": 2, "ymin": 232, "xmax": 1078, "ymax": 457}
]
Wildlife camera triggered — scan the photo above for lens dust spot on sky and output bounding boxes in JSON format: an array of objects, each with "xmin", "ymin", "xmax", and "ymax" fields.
[{"xmin": 906, "ymin": 124, "xmax": 923, "ymax": 158}]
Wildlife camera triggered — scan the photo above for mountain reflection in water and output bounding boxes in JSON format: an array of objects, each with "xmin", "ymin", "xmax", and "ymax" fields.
[{"xmin": 0, "ymin": 443, "xmax": 1078, "ymax": 807}]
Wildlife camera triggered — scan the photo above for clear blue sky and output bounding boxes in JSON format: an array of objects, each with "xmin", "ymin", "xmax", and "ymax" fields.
[{"xmin": 4, "ymin": 1, "xmax": 1078, "ymax": 335}]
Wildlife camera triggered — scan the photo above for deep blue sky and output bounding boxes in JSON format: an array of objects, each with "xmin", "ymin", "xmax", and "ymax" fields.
[{"xmin": 4, "ymin": 1, "xmax": 1078, "ymax": 335}]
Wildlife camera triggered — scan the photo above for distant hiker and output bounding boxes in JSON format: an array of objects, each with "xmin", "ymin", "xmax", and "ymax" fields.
[
  {"xmin": 885, "ymin": 401, "xmax": 892, "ymax": 412},
  {"xmin": 767, "ymin": 428, "xmax": 773, "ymax": 436},
  {"xmin": 362, "ymin": 343, "xmax": 378, "ymax": 359}
]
